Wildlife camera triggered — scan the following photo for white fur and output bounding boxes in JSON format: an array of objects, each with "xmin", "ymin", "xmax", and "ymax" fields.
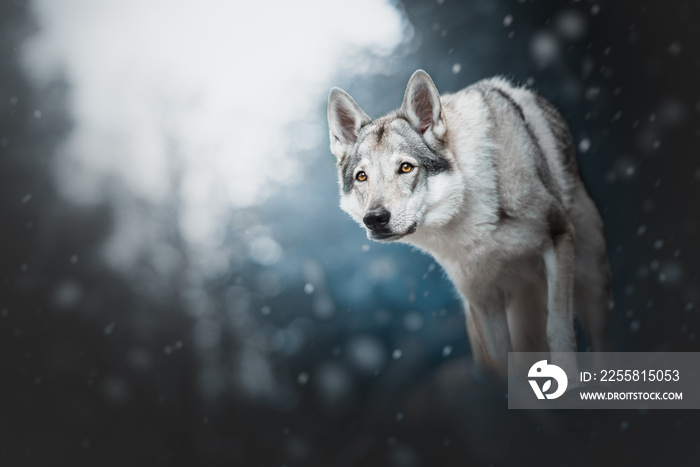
[{"xmin": 329, "ymin": 72, "xmax": 611, "ymax": 375}]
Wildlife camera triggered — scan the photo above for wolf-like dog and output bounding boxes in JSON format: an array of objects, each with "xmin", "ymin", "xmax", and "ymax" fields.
[{"xmin": 327, "ymin": 70, "xmax": 611, "ymax": 374}]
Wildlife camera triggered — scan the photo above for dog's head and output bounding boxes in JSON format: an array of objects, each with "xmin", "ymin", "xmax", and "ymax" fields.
[{"xmin": 327, "ymin": 70, "xmax": 463, "ymax": 243}]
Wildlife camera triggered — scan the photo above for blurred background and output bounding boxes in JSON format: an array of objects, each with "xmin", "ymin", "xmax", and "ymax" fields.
[{"xmin": 2, "ymin": 0, "xmax": 700, "ymax": 465}]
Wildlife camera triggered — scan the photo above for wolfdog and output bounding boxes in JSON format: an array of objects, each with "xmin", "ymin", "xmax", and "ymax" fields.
[{"xmin": 327, "ymin": 70, "xmax": 611, "ymax": 374}]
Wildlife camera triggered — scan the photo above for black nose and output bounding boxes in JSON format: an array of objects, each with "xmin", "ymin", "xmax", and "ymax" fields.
[{"xmin": 363, "ymin": 207, "xmax": 391, "ymax": 231}]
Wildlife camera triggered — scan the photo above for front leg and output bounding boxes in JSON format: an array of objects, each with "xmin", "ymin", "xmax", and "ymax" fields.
[
  {"xmin": 543, "ymin": 217, "xmax": 578, "ymax": 377},
  {"xmin": 464, "ymin": 296, "xmax": 512, "ymax": 374}
]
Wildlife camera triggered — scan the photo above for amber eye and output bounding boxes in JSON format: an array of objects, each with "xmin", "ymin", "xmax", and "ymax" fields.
[
  {"xmin": 356, "ymin": 171, "xmax": 367, "ymax": 182},
  {"xmin": 400, "ymin": 162, "xmax": 414, "ymax": 174}
]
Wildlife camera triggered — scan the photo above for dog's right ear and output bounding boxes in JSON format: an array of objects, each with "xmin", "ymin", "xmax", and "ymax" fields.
[{"xmin": 327, "ymin": 87, "xmax": 370, "ymax": 160}]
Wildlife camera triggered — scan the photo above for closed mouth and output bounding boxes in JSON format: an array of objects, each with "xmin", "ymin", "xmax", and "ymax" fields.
[
  {"xmin": 370, "ymin": 231, "xmax": 400, "ymax": 241},
  {"xmin": 369, "ymin": 222, "xmax": 418, "ymax": 242}
]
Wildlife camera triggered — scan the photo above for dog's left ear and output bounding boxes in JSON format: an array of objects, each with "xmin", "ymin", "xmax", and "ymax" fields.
[{"xmin": 400, "ymin": 70, "xmax": 446, "ymax": 140}]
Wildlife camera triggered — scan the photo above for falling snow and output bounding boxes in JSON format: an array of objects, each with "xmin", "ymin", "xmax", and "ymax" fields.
[
  {"xmin": 2, "ymin": 0, "xmax": 697, "ymax": 464},
  {"xmin": 103, "ymin": 321, "xmax": 116, "ymax": 336}
]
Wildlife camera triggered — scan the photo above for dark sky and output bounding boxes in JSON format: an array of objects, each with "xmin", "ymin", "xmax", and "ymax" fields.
[{"xmin": 1, "ymin": 0, "xmax": 700, "ymax": 465}]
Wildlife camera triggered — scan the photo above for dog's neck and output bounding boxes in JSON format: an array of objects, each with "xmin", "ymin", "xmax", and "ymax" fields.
[
  {"xmin": 403, "ymin": 147, "xmax": 503, "ymax": 292},
  {"xmin": 407, "ymin": 185, "xmax": 496, "ymax": 267}
]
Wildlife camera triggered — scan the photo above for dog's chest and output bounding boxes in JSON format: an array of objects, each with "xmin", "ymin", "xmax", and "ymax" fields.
[{"xmin": 432, "ymin": 233, "xmax": 545, "ymax": 301}]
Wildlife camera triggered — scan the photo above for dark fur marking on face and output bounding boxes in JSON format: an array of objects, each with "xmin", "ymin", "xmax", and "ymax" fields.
[
  {"xmin": 488, "ymin": 87, "xmax": 562, "ymax": 204},
  {"xmin": 340, "ymin": 155, "xmax": 358, "ymax": 194},
  {"xmin": 339, "ymin": 121, "xmax": 377, "ymax": 194},
  {"xmin": 376, "ymin": 123, "xmax": 386, "ymax": 143},
  {"xmin": 391, "ymin": 118, "xmax": 451, "ymax": 175},
  {"xmin": 339, "ymin": 143, "xmax": 364, "ymax": 194}
]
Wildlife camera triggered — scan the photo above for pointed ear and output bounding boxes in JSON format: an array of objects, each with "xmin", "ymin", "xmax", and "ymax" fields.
[
  {"xmin": 400, "ymin": 70, "xmax": 446, "ymax": 139},
  {"xmin": 327, "ymin": 87, "xmax": 371, "ymax": 160}
]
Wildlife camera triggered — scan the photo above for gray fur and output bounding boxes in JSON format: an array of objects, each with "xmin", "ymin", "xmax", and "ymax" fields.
[{"xmin": 328, "ymin": 70, "xmax": 611, "ymax": 376}]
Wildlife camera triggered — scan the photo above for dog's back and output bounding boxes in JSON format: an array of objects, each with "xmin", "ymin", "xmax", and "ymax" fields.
[{"xmin": 441, "ymin": 78, "xmax": 578, "ymax": 216}]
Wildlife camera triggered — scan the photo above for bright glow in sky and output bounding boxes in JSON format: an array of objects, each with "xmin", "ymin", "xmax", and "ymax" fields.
[{"xmin": 22, "ymin": 0, "xmax": 409, "ymax": 256}]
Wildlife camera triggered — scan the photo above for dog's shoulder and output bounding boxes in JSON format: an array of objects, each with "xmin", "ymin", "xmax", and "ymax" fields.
[{"xmin": 462, "ymin": 76, "xmax": 579, "ymax": 210}]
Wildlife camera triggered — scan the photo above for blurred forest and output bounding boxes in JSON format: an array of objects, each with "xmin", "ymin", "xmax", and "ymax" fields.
[{"xmin": 1, "ymin": 0, "xmax": 700, "ymax": 465}]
